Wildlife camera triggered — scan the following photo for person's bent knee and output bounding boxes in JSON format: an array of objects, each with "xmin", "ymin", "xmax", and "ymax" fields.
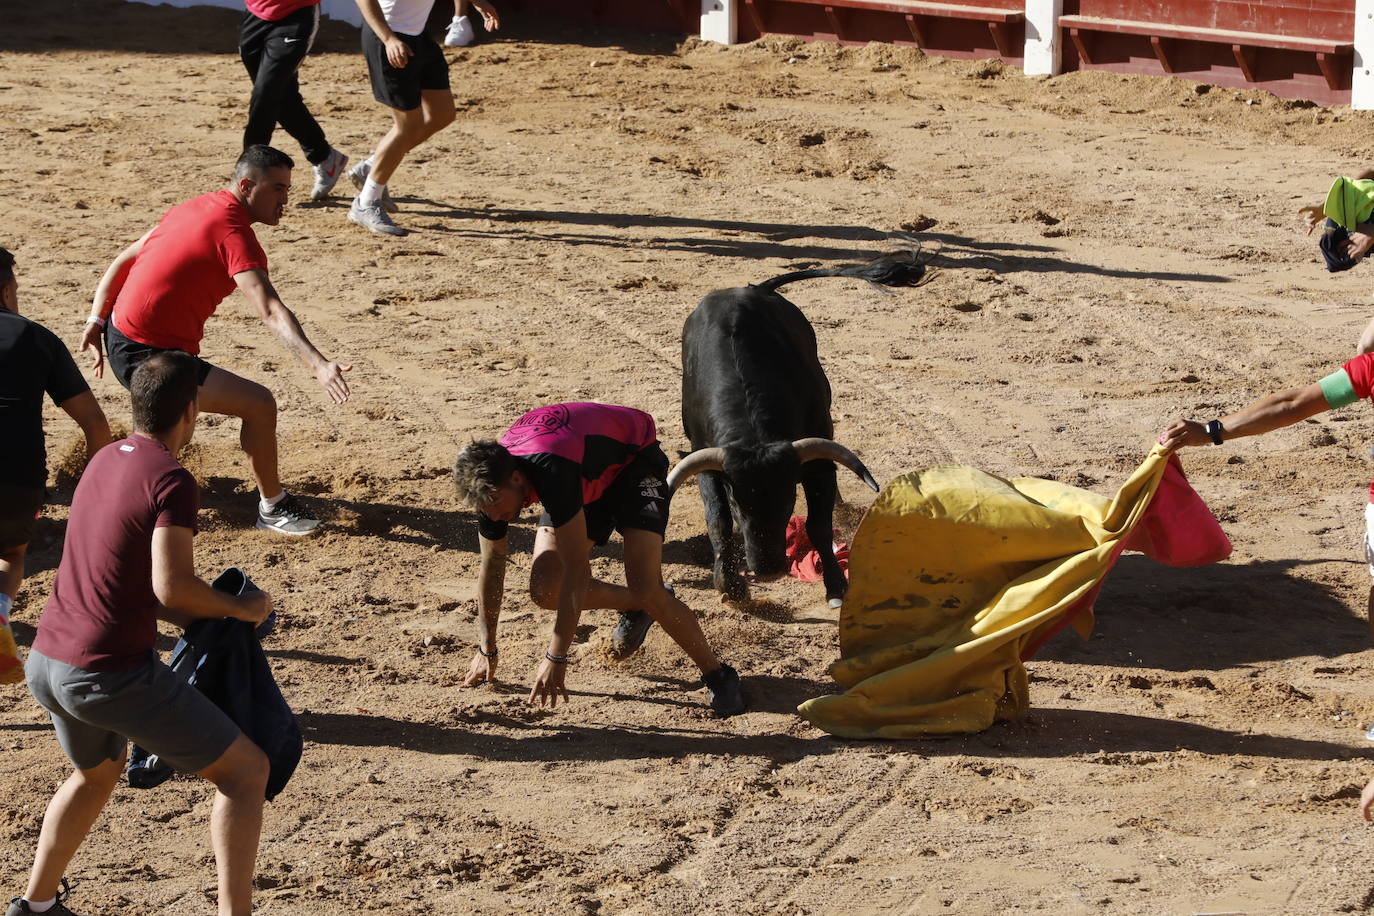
[
  {"xmin": 528, "ymin": 554, "xmax": 562, "ymax": 610},
  {"xmin": 202, "ymin": 736, "xmax": 269, "ymax": 798}
]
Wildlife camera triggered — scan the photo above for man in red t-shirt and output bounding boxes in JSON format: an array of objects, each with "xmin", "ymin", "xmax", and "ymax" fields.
[
  {"xmin": 77, "ymin": 145, "xmax": 352, "ymax": 537},
  {"xmin": 7, "ymin": 352, "xmax": 272, "ymax": 916}
]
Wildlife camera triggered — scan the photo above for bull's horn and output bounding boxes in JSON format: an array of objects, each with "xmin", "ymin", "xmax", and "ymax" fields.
[
  {"xmin": 667, "ymin": 447, "xmax": 727, "ymax": 491},
  {"xmin": 792, "ymin": 438, "xmax": 880, "ymax": 492}
]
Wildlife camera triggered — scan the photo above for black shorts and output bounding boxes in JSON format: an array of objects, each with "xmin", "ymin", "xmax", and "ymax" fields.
[
  {"xmin": 0, "ymin": 484, "xmax": 45, "ymax": 550},
  {"xmin": 105, "ymin": 322, "xmax": 213, "ymax": 390},
  {"xmin": 362, "ymin": 28, "xmax": 449, "ymax": 112},
  {"xmin": 540, "ymin": 445, "xmax": 672, "ymax": 546}
]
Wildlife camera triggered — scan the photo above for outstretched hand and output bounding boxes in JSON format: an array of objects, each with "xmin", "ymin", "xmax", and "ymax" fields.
[
  {"xmin": 315, "ymin": 362, "xmax": 352, "ymax": 404},
  {"xmin": 1158, "ymin": 419, "xmax": 1209, "ymax": 451},
  {"xmin": 528, "ymin": 657, "xmax": 569, "ymax": 708},
  {"xmin": 464, "ymin": 651, "xmax": 497, "ymax": 686},
  {"xmin": 79, "ymin": 322, "xmax": 105, "ymax": 378},
  {"xmin": 470, "ymin": 0, "xmax": 501, "ymax": 31},
  {"xmin": 1298, "ymin": 204, "xmax": 1325, "ymax": 235}
]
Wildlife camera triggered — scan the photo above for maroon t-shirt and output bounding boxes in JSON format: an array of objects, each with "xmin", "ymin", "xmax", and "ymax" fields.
[{"xmin": 33, "ymin": 435, "xmax": 199, "ymax": 672}]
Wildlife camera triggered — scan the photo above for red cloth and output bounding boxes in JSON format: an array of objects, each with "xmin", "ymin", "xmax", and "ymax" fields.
[
  {"xmin": 33, "ymin": 436, "xmax": 200, "ymax": 672},
  {"xmin": 1021, "ymin": 453, "xmax": 1232, "ymax": 659},
  {"xmin": 113, "ymin": 191, "xmax": 268, "ymax": 354},
  {"xmin": 785, "ymin": 515, "xmax": 850, "ymax": 583}
]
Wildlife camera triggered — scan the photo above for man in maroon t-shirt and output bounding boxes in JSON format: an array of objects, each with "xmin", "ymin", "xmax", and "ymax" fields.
[
  {"xmin": 8, "ymin": 353, "xmax": 272, "ymax": 916},
  {"xmin": 77, "ymin": 145, "xmax": 352, "ymax": 537}
]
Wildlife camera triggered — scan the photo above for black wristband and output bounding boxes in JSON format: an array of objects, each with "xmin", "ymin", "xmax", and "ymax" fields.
[
  {"xmin": 1204, "ymin": 419, "xmax": 1224, "ymax": 446},
  {"xmin": 544, "ymin": 652, "xmax": 569, "ymax": 664},
  {"xmin": 477, "ymin": 646, "xmax": 498, "ymax": 658}
]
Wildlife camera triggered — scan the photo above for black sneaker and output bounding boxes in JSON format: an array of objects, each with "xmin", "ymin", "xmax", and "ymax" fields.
[
  {"xmin": 610, "ymin": 585, "xmax": 673, "ymax": 658},
  {"xmin": 7, "ymin": 879, "xmax": 84, "ymax": 916},
  {"xmin": 610, "ymin": 611, "xmax": 655, "ymax": 658},
  {"xmin": 702, "ymin": 664, "xmax": 747, "ymax": 717},
  {"xmin": 256, "ymin": 493, "xmax": 322, "ymax": 537}
]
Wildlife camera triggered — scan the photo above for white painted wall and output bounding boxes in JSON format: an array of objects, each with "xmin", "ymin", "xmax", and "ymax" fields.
[
  {"xmin": 1355, "ymin": 0, "xmax": 1374, "ymax": 109},
  {"xmin": 699, "ymin": 0, "xmax": 735, "ymax": 45},
  {"xmin": 1023, "ymin": 0, "xmax": 1062, "ymax": 76}
]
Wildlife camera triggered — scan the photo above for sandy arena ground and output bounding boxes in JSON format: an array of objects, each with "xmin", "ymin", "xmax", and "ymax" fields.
[{"xmin": 6, "ymin": 2, "xmax": 1374, "ymax": 912}]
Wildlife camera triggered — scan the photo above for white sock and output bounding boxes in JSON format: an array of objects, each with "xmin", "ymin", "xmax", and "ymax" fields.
[
  {"xmin": 360, "ymin": 177, "xmax": 386, "ymax": 209},
  {"xmin": 260, "ymin": 491, "xmax": 287, "ymax": 513},
  {"xmin": 0, "ymin": 592, "xmax": 11, "ymax": 627},
  {"xmin": 26, "ymin": 899, "xmax": 56, "ymax": 914}
]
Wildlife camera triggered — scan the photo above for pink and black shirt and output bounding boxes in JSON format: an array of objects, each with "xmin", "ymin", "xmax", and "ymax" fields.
[{"xmin": 477, "ymin": 402, "xmax": 658, "ymax": 540}]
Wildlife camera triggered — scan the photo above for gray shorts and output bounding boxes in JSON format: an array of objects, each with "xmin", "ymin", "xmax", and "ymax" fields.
[{"xmin": 25, "ymin": 649, "xmax": 240, "ymax": 773}]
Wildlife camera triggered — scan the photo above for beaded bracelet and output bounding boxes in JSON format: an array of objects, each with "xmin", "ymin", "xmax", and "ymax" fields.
[
  {"xmin": 477, "ymin": 646, "xmax": 498, "ymax": 658},
  {"xmin": 544, "ymin": 652, "xmax": 569, "ymax": 665}
]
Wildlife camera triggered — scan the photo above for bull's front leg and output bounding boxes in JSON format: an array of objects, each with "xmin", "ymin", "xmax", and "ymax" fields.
[
  {"xmin": 698, "ymin": 470, "xmax": 748, "ymax": 601},
  {"xmin": 801, "ymin": 462, "xmax": 846, "ymax": 607}
]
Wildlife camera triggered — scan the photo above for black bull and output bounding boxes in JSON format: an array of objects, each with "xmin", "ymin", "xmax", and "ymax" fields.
[{"xmin": 670, "ymin": 252, "xmax": 927, "ymax": 607}]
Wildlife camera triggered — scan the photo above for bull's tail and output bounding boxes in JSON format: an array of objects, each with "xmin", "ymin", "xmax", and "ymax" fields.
[{"xmin": 751, "ymin": 248, "xmax": 928, "ymax": 293}]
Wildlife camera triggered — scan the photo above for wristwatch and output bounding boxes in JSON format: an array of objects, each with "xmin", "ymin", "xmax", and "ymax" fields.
[{"xmin": 1204, "ymin": 419, "xmax": 1224, "ymax": 446}]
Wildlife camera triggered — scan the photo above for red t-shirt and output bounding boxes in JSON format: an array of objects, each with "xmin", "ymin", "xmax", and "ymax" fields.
[
  {"xmin": 33, "ymin": 435, "xmax": 200, "ymax": 672},
  {"xmin": 246, "ymin": 0, "xmax": 319, "ymax": 19},
  {"xmin": 113, "ymin": 191, "xmax": 268, "ymax": 354}
]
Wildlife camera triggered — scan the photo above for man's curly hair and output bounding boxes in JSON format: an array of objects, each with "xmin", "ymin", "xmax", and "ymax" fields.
[{"xmin": 452, "ymin": 440, "xmax": 515, "ymax": 508}]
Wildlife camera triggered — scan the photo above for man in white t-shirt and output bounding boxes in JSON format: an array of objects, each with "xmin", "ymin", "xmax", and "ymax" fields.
[{"xmin": 349, "ymin": 0, "xmax": 500, "ymax": 236}]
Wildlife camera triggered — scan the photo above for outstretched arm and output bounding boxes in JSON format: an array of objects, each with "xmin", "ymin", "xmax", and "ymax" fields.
[
  {"xmin": 465, "ymin": 533, "xmax": 509, "ymax": 686},
  {"xmin": 1159, "ymin": 383, "xmax": 1329, "ymax": 450},
  {"xmin": 233, "ymin": 268, "xmax": 352, "ymax": 404},
  {"xmin": 528, "ymin": 511, "xmax": 591, "ymax": 708},
  {"xmin": 83, "ymin": 229, "xmax": 153, "ymax": 377}
]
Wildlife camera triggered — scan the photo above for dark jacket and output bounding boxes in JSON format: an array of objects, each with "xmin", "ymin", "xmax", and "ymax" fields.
[{"xmin": 128, "ymin": 568, "xmax": 301, "ymax": 801}]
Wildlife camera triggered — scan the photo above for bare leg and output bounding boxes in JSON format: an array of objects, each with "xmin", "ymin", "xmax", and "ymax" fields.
[
  {"xmin": 197, "ymin": 734, "xmax": 269, "ymax": 916},
  {"xmin": 528, "ymin": 526, "xmax": 640, "ymax": 612},
  {"xmin": 24, "ymin": 752, "xmax": 125, "ymax": 902},
  {"xmin": 622, "ymin": 528, "xmax": 721, "ymax": 674},
  {"xmin": 197, "ymin": 367, "xmax": 281, "ymax": 500},
  {"xmin": 0, "ymin": 542, "xmax": 26, "ymax": 600},
  {"xmin": 368, "ymin": 88, "xmax": 453, "ymax": 187}
]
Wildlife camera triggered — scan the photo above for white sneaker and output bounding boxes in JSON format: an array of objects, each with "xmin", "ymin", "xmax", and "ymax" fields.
[
  {"xmin": 347, "ymin": 160, "xmax": 399, "ymax": 213},
  {"xmin": 445, "ymin": 14, "xmax": 475, "ymax": 47},
  {"xmin": 350, "ymin": 196, "xmax": 407, "ymax": 236},
  {"xmin": 256, "ymin": 493, "xmax": 322, "ymax": 536},
  {"xmin": 310, "ymin": 148, "xmax": 349, "ymax": 201}
]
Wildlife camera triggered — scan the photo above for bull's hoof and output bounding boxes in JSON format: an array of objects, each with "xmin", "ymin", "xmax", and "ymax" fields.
[{"xmin": 827, "ymin": 597, "xmax": 843, "ymax": 609}]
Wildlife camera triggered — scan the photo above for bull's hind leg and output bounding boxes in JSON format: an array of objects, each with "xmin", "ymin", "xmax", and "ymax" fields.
[
  {"xmin": 801, "ymin": 461, "xmax": 846, "ymax": 607},
  {"xmin": 699, "ymin": 471, "xmax": 748, "ymax": 601}
]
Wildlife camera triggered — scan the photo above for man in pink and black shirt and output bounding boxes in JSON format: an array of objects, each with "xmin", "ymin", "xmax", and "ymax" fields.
[{"xmin": 452, "ymin": 402, "xmax": 746, "ymax": 717}]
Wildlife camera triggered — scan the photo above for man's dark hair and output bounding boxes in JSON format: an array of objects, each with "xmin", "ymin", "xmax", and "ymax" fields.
[
  {"xmin": 131, "ymin": 352, "xmax": 200, "ymax": 435},
  {"xmin": 453, "ymin": 440, "xmax": 516, "ymax": 507},
  {"xmin": 234, "ymin": 145, "xmax": 294, "ymax": 182},
  {"xmin": 0, "ymin": 246, "xmax": 14, "ymax": 290}
]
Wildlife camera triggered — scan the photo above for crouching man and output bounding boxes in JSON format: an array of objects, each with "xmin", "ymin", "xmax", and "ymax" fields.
[
  {"xmin": 7, "ymin": 353, "xmax": 272, "ymax": 916},
  {"xmin": 451, "ymin": 402, "xmax": 747, "ymax": 716}
]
